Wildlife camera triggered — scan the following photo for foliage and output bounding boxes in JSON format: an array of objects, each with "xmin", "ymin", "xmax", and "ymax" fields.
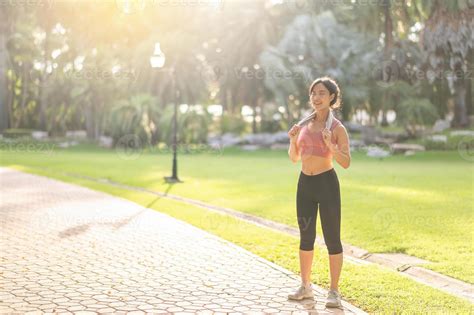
[
  {"xmin": 423, "ymin": 134, "xmax": 474, "ymax": 150},
  {"xmin": 108, "ymin": 93, "xmax": 160, "ymax": 147},
  {"xmin": 219, "ymin": 113, "xmax": 247, "ymax": 135},
  {"xmin": 0, "ymin": 1, "xmax": 472, "ymax": 138},
  {"xmin": 158, "ymin": 104, "xmax": 212, "ymax": 145},
  {"xmin": 2, "ymin": 128, "xmax": 34, "ymax": 138},
  {"xmin": 397, "ymin": 97, "xmax": 439, "ymax": 137},
  {"xmin": 260, "ymin": 11, "xmax": 379, "ymax": 123}
]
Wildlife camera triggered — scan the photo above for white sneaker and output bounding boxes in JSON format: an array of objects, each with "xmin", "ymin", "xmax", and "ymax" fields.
[
  {"xmin": 288, "ymin": 283, "xmax": 314, "ymax": 300},
  {"xmin": 325, "ymin": 289, "xmax": 342, "ymax": 308}
]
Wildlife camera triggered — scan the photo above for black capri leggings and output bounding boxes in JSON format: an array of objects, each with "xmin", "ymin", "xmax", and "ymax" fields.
[{"xmin": 296, "ymin": 168, "xmax": 343, "ymax": 255}]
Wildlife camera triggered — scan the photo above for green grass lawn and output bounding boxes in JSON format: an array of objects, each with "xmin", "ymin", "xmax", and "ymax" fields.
[
  {"xmin": 2, "ymin": 165, "xmax": 471, "ymax": 314},
  {"xmin": 1, "ymin": 141, "xmax": 473, "ymax": 286}
]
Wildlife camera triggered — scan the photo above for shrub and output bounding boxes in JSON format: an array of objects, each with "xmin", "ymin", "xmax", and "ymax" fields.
[
  {"xmin": 397, "ymin": 98, "xmax": 439, "ymax": 137},
  {"xmin": 260, "ymin": 119, "xmax": 284, "ymax": 133},
  {"xmin": 159, "ymin": 105, "xmax": 211, "ymax": 145},
  {"xmin": 3, "ymin": 128, "xmax": 35, "ymax": 138},
  {"xmin": 219, "ymin": 113, "xmax": 247, "ymax": 135},
  {"xmin": 108, "ymin": 94, "xmax": 160, "ymax": 147},
  {"xmin": 424, "ymin": 134, "xmax": 474, "ymax": 150}
]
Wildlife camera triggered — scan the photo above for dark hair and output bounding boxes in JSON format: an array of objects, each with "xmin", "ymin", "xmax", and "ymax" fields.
[{"xmin": 309, "ymin": 76, "xmax": 342, "ymax": 110}]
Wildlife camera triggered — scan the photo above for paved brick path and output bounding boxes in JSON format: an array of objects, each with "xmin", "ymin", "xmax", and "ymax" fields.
[{"xmin": 0, "ymin": 168, "xmax": 365, "ymax": 314}]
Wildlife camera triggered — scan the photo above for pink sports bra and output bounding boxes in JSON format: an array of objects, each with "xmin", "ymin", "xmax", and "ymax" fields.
[{"xmin": 296, "ymin": 117, "xmax": 342, "ymax": 158}]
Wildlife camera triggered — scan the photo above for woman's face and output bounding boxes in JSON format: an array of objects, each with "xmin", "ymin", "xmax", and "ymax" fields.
[{"xmin": 310, "ymin": 83, "xmax": 334, "ymax": 111}]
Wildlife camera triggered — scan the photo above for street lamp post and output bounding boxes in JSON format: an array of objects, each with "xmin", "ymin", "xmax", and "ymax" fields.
[{"xmin": 150, "ymin": 42, "xmax": 182, "ymax": 183}]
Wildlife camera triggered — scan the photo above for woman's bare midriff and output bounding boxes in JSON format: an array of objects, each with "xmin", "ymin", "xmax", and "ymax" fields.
[
  {"xmin": 298, "ymin": 120, "xmax": 335, "ymax": 175},
  {"xmin": 300, "ymin": 155, "xmax": 334, "ymax": 176}
]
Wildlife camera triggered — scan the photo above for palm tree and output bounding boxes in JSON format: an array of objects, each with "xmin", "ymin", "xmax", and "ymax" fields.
[
  {"xmin": 338, "ymin": 0, "xmax": 426, "ymax": 125},
  {"xmin": 260, "ymin": 11, "xmax": 378, "ymax": 124},
  {"xmin": 421, "ymin": 1, "xmax": 473, "ymax": 127},
  {"xmin": 35, "ymin": 5, "xmax": 57, "ymax": 131},
  {"xmin": 57, "ymin": 1, "xmax": 136, "ymax": 139},
  {"xmin": 209, "ymin": 0, "xmax": 282, "ymax": 133},
  {"xmin": 109, "ymin": 93, "xmax": 160, "ymax": 145}
]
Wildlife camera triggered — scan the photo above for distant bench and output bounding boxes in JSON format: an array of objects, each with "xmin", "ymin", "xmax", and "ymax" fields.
[{"xmin": 390, "ymin": 143, "xmax": 426, "ymax": 154}]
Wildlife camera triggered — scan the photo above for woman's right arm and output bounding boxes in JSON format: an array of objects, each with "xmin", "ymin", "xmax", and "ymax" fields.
[
  {"xmin": 288, "ymin": 140, "xmax": 300, "ymax": 163},
  {"xmin": 288, "ymin": 125, "xmax": 301, "ymax": 163}
]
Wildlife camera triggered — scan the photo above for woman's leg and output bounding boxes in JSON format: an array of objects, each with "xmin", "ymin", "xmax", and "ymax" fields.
[
  {"xmin": 299, "ymin": 249, "xmax": 314, "ymax": 286},
  {"xmin": 296, "ymin": 173, "xmax": 318, "ymax": 286},
  {"xmin": 319, "ymin": 170, "xmax": 343, "ymax": 291},
  {"xmin": 328, "ymin": 253, "xmax": 343, "ymax": 291}
]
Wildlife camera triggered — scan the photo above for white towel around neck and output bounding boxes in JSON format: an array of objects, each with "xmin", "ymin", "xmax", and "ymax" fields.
[{"xmin": 297, "ymin": 110, "xmax": 334, "ymax": 130}]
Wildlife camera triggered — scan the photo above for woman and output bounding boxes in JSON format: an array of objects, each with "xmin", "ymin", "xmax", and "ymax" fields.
[{"xmin": 286, "ymin": 77, "xmax": 351, "ymax": 308}]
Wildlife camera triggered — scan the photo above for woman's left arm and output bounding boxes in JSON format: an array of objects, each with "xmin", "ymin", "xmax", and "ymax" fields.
[{"xmin": 323, "ymin": 125, "xmax": 351, "ymax": 169}]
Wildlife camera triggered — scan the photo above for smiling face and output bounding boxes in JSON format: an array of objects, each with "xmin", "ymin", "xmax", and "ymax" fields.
[{"xmin": 310, "ymin": 83, "xmax": 335, "ymax": 111}]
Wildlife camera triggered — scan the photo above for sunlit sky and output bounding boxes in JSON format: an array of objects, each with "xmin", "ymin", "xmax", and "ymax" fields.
[{"xmin": 117, "ymin": 0, "xmax": 225, "ymax": 14}]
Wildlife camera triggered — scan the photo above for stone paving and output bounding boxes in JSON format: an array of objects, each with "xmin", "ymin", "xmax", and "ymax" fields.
[{"xmin": 0, "ymin": 167, "xmax": 365, "ymax": 314}]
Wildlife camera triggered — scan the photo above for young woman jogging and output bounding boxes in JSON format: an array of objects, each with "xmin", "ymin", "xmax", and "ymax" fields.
[{"xmin": 287, "ymin": 77, "xmax": 351, "ymax": 308}]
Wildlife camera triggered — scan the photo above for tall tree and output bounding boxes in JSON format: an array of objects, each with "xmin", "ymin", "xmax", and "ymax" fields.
[
  {"xmin": 35, "ymin": 5, "xmax": 56, "ymax": 131},
  {"xmin": 0, "ymin": 7, "xmax": 12, "ymax": 132},
  {"xmin": 422, "ymin": 2, "xmax": 473, "ymax": 127},
  {"xmin": 260, "ymin": 11, "xmax": 378, "ymax": 124},
  {"xmin": 201, "ymin": 0, "xmax": 287, "ymax": 132}
]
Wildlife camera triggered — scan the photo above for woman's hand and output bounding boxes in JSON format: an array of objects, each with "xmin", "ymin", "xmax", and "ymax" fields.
[
  {"xmin": 288, "ymin": 124, "xmax": 302, "ymax": 141},
  {"xmin": 322, "ymin": 128, "xmax": 336, "ymax": 152}
]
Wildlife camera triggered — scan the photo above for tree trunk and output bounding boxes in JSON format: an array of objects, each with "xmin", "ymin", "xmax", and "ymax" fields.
[
  {"xmin": 383, "ymin": 1, "xmax": 393, "ymax": 54},
  {"xmin": 251, "ymin": 98, "xmax": 258, "ymax": 134},
  {"xmin": 279, "ymin": 92, "xmax": 291, "ymax": 127},
  {"xmin": 382, "ymin": 112, "xmax": 389, "ymax": 126},
  {"xmin": 220, "ymin": 85, "xmax": 228, "ymax": 116},
  {"xmin": 85, "ymin": 102, "xmax": 95, "ymax": 139},
  {"xmin": 452, "ymin": 81, "xmax": 468, "ymax": 128},
  {"xmin": 38, "ymin": 30, "xmax": 50, "ymax": 131},
  {"xmin": 16, "ymin": 65, "xmax": 29, "ymax": 128},
  {"xmin": 231, "ymin": 89, "xmax": 237, "ymax": 116},
  {"xmin": 451, "ymin": 54, "xmax": 470, "ymax": 128},
  {"xmin": 381, "ymin": 0, "xmax": 393, "ymax": 127},
  {"xmin": 467, "ymin": 51, "xmax": 473, "ymax": 120},
  {"xmin": 467, "ymin": 75, "xmax": 472, "ymax": 118},
  {"xmin": 0, "ymin": 15, "xmax": 10, "ymax": 132}
]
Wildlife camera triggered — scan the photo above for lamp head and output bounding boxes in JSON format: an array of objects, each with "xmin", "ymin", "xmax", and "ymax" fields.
[{"xmin": 150, "ymin": 42, "xmax": 165, "ymax": 68}]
